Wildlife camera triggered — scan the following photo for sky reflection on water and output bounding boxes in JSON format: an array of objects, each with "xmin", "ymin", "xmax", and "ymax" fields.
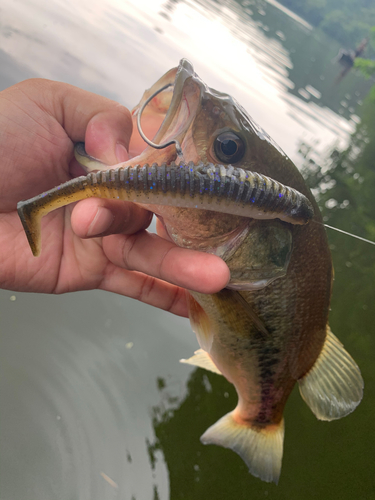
[
  {"xmin": 0, "ymin": 0, "xmax": 373, "ymax": 499},
  {"xmin": 0, "ymin": 0, "xmax": 369, "ymax": 160}
]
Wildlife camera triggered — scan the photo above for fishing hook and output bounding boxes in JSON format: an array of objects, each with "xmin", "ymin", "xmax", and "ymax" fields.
[{"xmin": 137, "ymin": 82, "xmax": 183, "ymax": 156}]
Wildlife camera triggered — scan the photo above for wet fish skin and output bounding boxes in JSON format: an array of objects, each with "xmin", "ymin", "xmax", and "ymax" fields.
[{"xmin": 128, "ymin": 60, "xmax": 362, "ymax": 483}]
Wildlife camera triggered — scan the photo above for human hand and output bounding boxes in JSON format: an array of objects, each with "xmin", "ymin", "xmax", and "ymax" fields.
[{"xmin": 0, "ymin": 79, "xmax": 230, "ymax": 316}]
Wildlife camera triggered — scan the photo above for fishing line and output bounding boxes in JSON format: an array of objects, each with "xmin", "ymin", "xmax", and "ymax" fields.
[
  {"xmin": 136, "ymin": 84, "xmax": 374, "ymax": 247},
  {"xmin": 317, "ymin": 222, "xmax": 375, "ymax": 246}
]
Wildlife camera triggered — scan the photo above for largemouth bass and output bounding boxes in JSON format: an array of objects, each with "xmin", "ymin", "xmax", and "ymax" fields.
[{"xmin": 17, "ymin": 60, "xmax": 363, "ymax": 484}]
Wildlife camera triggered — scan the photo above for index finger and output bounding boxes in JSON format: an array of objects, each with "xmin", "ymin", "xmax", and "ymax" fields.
[{"xmin": 102, "ymin": 231, "xmax": 231, "ymax": 295}]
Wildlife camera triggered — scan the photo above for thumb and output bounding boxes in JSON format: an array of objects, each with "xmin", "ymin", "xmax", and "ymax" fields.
[
  {"xmin": 45, "ymin": 80, "xmax": 133, "ymax": 165},
  {"xmin": 84, "ymin": 109, "xmax": 132, "ymax": 165}
]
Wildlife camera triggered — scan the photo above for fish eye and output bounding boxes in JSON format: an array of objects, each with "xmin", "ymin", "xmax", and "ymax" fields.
[{"xmin": 213, "ymin": 132, "xmax": 245, "ymax": 164}]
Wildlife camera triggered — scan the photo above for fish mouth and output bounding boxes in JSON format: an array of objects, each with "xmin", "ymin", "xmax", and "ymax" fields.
[
  {"xmin": 130, "ymin": 59, "xmax": 203, "ymax": 165},
  {"xmin": 152, "ymin": 59, "xmax": 201, "ymax": 147}
]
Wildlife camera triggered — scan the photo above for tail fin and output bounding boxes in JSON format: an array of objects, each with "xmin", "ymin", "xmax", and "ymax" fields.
[{"xmin": 200, "ymin": 411, "xmax": 284, "ymax": 484}]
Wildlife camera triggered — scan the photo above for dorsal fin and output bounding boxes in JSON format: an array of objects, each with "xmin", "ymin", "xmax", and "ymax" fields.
[{"xmin": 298, "ymin": 327, "xmax": 363, "ymax": 421}]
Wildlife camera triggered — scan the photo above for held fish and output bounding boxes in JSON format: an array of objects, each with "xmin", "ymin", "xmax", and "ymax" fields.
[{"xmin": 17, "ymin": 59, "xmax": 363, "ymax": 483}]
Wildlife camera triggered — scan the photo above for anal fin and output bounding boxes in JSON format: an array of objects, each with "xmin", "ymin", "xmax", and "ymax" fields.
[
  {"xmin": 298, "ymin": 327, "xmax": 363, "ymax": 421},
  {"xmin": 201, "ymin": 412, "xmax": 284, "ymax": 484},
  {"xmin": 180, "ymin": 349, "xmax": 222, "ymax": 375}
]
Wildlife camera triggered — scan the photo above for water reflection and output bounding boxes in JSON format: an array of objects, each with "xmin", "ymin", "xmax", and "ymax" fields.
[
  {"xmin": 0, "ymin": 0, "xmax": 369, "ymax": 156},
  {"xmin": 150, "ymin": 350, "xmax": 374, "ymax": 498},
  {"xmin": 152, "ymin": 0, "xmax": 370, "ymax": 162},
  {"xmin": 149, "ymin": 370, "xmax": 243, "ymax": 499},
  {"xmin": 1, "ymin": 0, "xmax": 374, "ymax": 498},
  {"xmin": 0, "ymin": 290, "xmax": 190, "ymax": 499}
]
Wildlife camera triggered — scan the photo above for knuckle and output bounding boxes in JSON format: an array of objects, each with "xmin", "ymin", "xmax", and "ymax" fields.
[
  {"xmin": 136, "ymin": 274, "xmax": 157, "ymax": 303},
  {"xmin": 120, "ymin": 234, "xmax": 138, "ymax": 269},
  {"xmin": 166, "ymin": 286, "xmax": 185, "ymax": 313},
  {"xmin": 158, "ymin": 245, "xmax": 175, "ymax": 280}
]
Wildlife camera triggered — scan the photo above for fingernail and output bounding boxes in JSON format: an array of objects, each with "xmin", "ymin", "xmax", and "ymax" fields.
[
  {"xmin": 115, "ymin": 142, "xmax": 129, "ymax": 162},
  {"xmin": 87, "ymin": 206, "xmax": 115, "ymax": 237}
]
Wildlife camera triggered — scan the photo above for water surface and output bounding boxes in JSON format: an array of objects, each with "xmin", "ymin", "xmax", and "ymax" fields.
[{"xmin": 0, "ymin": 0, "xmax": 374, "ymax": 499}]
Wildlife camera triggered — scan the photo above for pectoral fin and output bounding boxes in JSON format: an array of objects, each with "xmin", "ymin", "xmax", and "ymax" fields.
[
  {"xmin": 201, "ymin": 412, "xmax": 284, "ymax": 484},
  {"xmin": 298, "ymin": 327, "xmax": 363, "ymax": 421},
  {"xmin": 187, "ymin": 294, "xmax": 214, "ymax": 352},
  {"xmin": 180, "ymin": 349, "xmax": 222, "ymax": 375}
]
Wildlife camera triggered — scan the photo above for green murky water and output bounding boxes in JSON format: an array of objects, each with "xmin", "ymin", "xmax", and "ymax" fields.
[{"xmin": 0, "ymin": 0, "xmax": 374, "ymax": 498}]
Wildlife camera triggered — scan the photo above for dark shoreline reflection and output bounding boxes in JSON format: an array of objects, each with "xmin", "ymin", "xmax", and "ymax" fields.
[
  {"xmin": 149, "ymin": 352, "xmax": 373, "ymax": 499},
  {"xmin": 158, "ymin": 0, "xmax": 371, "ymax": 123},
  {"xmin": 1, "ymin": 0, "xmax": 374, "ymax": 498}
]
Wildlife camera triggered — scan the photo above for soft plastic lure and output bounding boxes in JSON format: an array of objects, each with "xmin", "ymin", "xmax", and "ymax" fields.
[{"xmin": 17, "ymin": 156, "xmax": 313, "ymax": 256}]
